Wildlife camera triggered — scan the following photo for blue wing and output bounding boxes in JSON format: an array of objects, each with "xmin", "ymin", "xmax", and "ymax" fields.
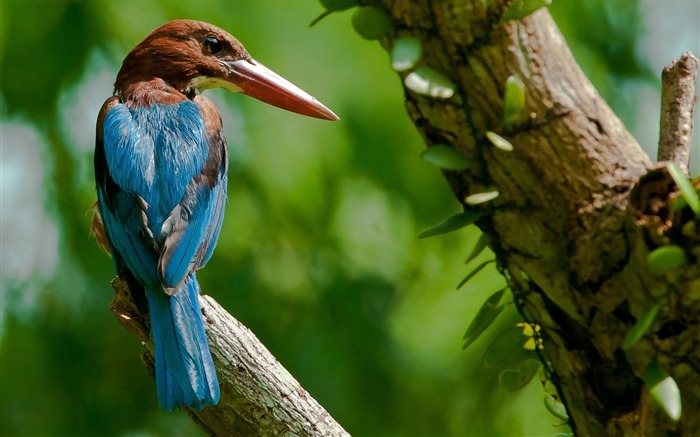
[
  {"xmin": 95, "ymin": 95, "xmax": 227, "ymax": 292},
  {"xmin": 156, "ymin": 96, "xmax": 228, "ymax": 293}
]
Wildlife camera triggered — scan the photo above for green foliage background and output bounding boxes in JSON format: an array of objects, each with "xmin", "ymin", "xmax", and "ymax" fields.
[{"xmin": 0, "ymin": 1, "xmax": 696, "ymax": 435}]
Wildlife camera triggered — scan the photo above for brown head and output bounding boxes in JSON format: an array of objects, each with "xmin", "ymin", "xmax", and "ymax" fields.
[{"xmin": 115, "ymin": 20, "xmax": 338, "ymax": 120}]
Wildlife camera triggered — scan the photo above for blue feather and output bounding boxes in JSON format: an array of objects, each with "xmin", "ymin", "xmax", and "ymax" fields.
[
  {"xmin": 147, "ymin": 274, "xmax": 219, "ymax": 410},
  {"xmin": 96, "ymin": 96, "xmax": 225, "ymax": 410},
  {"xmin": 160, "ymin": 176, "xmax": 227, "ymax": 289},
  {"xmin": 103, "ymin": 102, "xmax": 209, "ymax": 240}
]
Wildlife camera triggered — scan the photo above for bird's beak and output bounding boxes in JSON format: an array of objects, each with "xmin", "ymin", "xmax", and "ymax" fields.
[{"xmin": 225, "ymin": 58, "xmax": 339, "ymax": 121}]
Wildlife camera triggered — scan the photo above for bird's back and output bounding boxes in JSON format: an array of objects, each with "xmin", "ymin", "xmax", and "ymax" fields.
[{"xmin": 103, "ymin": 96, "xmax": 209, "ymax": 241}]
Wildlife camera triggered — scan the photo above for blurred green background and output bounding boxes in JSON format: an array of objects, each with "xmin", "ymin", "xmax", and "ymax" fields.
[{"xmin": 1, "ymin": 1, "xmax": 697, "ymax": 436}]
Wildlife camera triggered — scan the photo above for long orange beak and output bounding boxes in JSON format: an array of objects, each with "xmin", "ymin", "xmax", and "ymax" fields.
[{"xmin": 226, "ymin": 58, "xmax": 339, "ymax": 121}]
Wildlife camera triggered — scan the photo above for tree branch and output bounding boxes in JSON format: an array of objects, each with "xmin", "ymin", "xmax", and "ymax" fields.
[
  {"xmin": 657, "ymin": 51, "xmax": 698, "ymax": 174},
  {"xmin": 109, "ymin": 277, "xmax": 350, "ymax": 437},
  {"xmin": 362, "ymin": 1, "xmax": 699, "ymax": 435}
]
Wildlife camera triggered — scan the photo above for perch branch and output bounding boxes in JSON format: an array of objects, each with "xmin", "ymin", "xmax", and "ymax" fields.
[
  {"xmin": 658, "ymin": 51, "xmax": 698, "ymax": 174},
  {"xmin": 109, "ymin": 277, "xmax": 350, "ymax": 437}
]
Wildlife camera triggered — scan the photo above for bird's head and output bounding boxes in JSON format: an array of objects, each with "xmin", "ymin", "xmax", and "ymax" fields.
[{"xmin": 115, "ymin": 19, "xmax": 338, "ymax": 120}]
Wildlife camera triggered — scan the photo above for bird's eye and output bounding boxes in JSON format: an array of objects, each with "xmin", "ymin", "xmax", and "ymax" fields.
[{"xmin": 204, "ymin": 37, "xmax": 222, "ymax": 54}]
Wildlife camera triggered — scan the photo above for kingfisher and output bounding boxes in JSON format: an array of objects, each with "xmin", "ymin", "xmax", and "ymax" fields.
[{"xmin": 93, "ymin": 19, "xmax": 338, "ymax": 411}]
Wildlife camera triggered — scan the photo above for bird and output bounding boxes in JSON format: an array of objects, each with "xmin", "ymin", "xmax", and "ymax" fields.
[{"xmin": 93, "ymin": 19, "xmax": 338, "ymax": 411}]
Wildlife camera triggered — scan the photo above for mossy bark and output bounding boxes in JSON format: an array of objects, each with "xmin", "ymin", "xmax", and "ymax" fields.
[{"xmin": 365, "ymin": 1, "xmax": 699, "ymax": 435}]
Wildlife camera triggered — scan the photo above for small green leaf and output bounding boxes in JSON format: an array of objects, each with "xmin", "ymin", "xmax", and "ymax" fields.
[
  {"xmin": 647, "ymin": 245, "xmax": 688, "ymax": 274},
  {"xmin": 311, "ymin": 0, "xmax": 358, "ymax": 26},
  {"xmin": 486, "ymin": 131, "xmax": 514, "ymax": 151},
  {"xmin": 321, "ymin": 0, "xmax": 357, "ymax": 10},
  {"xmin": 418, "ymin": 211, "xmax": 480, "ymax": 239},
  {"xmin": 500, "ymin": 0, "xmax": 552, "ymax": 23},
  {"xmin": 391, "ymin": 37, "xmax": 422, "ymax": 71},
  {"xmin": 498, "ymin": 359, "xmax": 541, "ymax": 391},
  {"xmin": 352, "ymin": 6, "xmax": 392, "ymax": 40},
  {"xmin": 667, "ymin": 162, "xmax": 700, "ymax": 217},
  {"xmin": 462, "ymin": 287, "xmax": 507, "ymax": 349},
  {"xmin": 405, "ymin": 66, "xmax": 456, "ymax": 99},
  {"xmin": 483, "ymin": 324, "xmax": 529, "ymax": 367},
  {"xmin": 621, "ymin": 302, "xmax": 661, "ymax": 351},
  {"xmin": 420, "ymin": 144, "xmax": 472, "ymax": 170},
  {"xmin": 456, "ymin": 259, "xmax": 494, "ymax": 290},
  {"xmin": 503, "ymin": 75, "xmax": 525, "ymax": 127},
  {"xmin": 644, "ymin": 358, "xmax": 667, "ymax": 388},
  {"xmin": 465, "ymin": 190, "xmax": 499, "ymax": 205},
  {"xmin": 542, "ymin": 378, "xmax": 559, "ymax": 396},
  {"xmin": 544, "ymin": 394, "xmax": 569, "ymax": 421},
  {"xmin": 651, "ymin": 376, "xmax": 682, "ymax": 420},
  {"xmin": 645, "ymin": 360, "xmax": 682, "ymax": 421},
  {"xmin": 310, "ymin": 11, "xmax": 332, "ymax": 27},
  {"xmin": 465, "ymin": 233, "xmax": 491, "ymax": 264}
]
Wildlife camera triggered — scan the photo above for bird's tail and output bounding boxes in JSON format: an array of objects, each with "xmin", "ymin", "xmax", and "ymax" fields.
[{"xmin": 146, "ymin": 273, "xmax": 220, "ymax": 411}]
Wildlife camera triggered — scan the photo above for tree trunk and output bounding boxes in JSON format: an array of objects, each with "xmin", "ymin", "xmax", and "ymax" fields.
[{"xmin": 362, "ymin": 1, "xmax": 699, "ymax": 435}]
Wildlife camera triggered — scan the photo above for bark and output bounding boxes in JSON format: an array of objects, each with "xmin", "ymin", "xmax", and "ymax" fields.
[
  {"xmin": 361, "ymin": 1, "xmax": 699, "ymax": 435},
  {"xmin": 658, "ymin": 52, "xmax": 698, "ymax": 175},
  {"xmin": 109, "ymin": 277, "xmax": 349, "ymax": 437}
]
